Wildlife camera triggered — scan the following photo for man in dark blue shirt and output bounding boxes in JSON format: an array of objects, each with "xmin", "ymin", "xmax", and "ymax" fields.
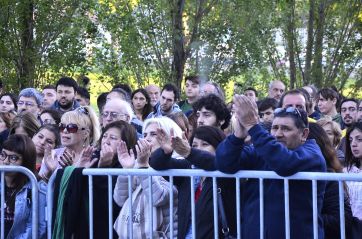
[{"xmin": 216, "ymin": 95, "xmax": 327, "ymax": 239}]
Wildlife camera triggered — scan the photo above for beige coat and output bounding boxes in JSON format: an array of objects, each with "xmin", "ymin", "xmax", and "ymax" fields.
[{"xmin": 113, "ymin": 172, "xmax": 178, "ymax": 238}]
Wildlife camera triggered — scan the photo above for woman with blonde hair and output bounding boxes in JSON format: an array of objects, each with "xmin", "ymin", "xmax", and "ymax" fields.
[
  {"xmin": 317, "ymin": 117, "xmax": 345, "ymax": 164},
  {"xmin": 39, "ymin": 106, "xmax": 100, "ymax": 180}
]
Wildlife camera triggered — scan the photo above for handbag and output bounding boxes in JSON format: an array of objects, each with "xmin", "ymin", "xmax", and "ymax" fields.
[{"xmin": 217, "ymin": 188, "xmax": 237, "ymax": 239}]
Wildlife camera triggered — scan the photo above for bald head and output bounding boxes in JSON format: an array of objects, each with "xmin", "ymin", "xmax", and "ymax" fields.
[{"xmin": 268, "ymin": 80, "xmax": 285, "ymax": 101}]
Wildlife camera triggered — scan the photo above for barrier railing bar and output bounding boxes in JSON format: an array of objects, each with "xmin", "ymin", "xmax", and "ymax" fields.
[
  {"xmin": 190, "ymin": 176, "xmax": 196, "ymax": 239},
  {"xmin": 127, "ymin": 175, "xmax": 133, "ymax": 239},
  {"xmin": 259, "ymin": 178, "xmax": 264, "ymax": 239},
  {"xmin": 88, "ymin": 175, "xmax": 94, "ymax": 239},
  {"xmin": 338, "ymin": 181, "xmax": 346, "ymax": 239},
  {"xmin": 46, "ymin": 172, "xmax": 56, "ymax": 239},
  {"xmin": 1, "ymin": 172, "xmax": 4, "ymax": 239},
  {"xmin": 82, "ymin": 169, "xmax": 362, "ymax": 182},
  {"xmin": 213, "ymin": 177, "xmax": 219, "ymax": 239},
  {"xmin": 169, "ymin": 176, "xmax": 174, "ymax": 239},
  {"xmin": 107, "ymin": 175, "xmax": 113, "ymax": 239},
  {"xmin": 148, "ymin": 176, "xmax": 153, "ymax": 239},
  {"xmin": 284, "ymin": 179, "xmax": 290, "ymax": 239},
  {"xmin": 236, "ymin": 178, "xmax": 241, "ymax": 239},
  {"xmin": 0, "ymin": 166, "xmax": 38, "ymax": 239},
  {"xmin": 312, "ymin": 180, "xmax": 318, "ymax": 239}
]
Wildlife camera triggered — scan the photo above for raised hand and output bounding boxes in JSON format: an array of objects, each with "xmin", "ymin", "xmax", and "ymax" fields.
[
  {"xmin": 43, "ymin": 144, "xmax": 58, "ymax": 173},
  {"xmin": 156, "ymin": 127, "xmax": 173, "ymax": 154},
  {"xmin": 231, "ymin": 114, "xmax": 249, "ymax": 139},
  {"xmin": 98, "ymin": 143, "xmax": 115, "ymax": 167},
  {"xmin": 233, "ymin": 94, "xmax": 259, "ymax": 131},
  {"xmin": 75, "ymin": 146, "xmax": 99, "ymax": 168},
  {"xmin": 117, "ymin": 141, "xmax": 136, "ymax": 169},
  {"xmin": 172, "ymin": 132, "xmax": 191, "ymax": 158},
  {"xmin": 58, "ymin": 148, "xmax": 75, "ymax": 168},
  {"xmin": 135, "ymin": 139, "xmax": 152, "ymax": 168}
]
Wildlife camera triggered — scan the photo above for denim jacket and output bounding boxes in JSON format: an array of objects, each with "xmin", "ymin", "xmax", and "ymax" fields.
[{"xmin": 5, "ymin": 180, "xmax": 47, "ymax": 239}]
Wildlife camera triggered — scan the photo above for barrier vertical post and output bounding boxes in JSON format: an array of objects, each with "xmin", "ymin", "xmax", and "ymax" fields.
[
  {"xmin": 108, "ymin": 175, "xmax": 113, "ymax": 239},
  {"xmin": 284, "ymin": 179, "xmax": 290, "ymax": 239},
  {"xmin": 259, "ymin": 178, "xmax": 264, "ymax": 239}
]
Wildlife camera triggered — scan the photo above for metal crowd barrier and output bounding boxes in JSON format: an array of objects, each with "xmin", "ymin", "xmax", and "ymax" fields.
[
  {"xmin": 46, "ymin": 169, "xmax": 362, "ymax": 239},
  {"xmin": 0, "ymin": 166, "xmax": 39, "ymax": 239}
]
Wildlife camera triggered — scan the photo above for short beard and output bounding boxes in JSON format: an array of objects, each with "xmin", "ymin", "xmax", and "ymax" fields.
[{"xmin": 60, "ymin": 101, "xmax": 73, "ymax": 110}]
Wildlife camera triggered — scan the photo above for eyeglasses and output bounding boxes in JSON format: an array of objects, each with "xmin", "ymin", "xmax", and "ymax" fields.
[
  {"xmin": 274, "ymin": 107, "xmax": 308, "ymax": 127},
  {"xmin": 0, "ymin": 151, "xmax": 20, "ymax": 163},
  {"xmin": 17, "ymin": 101, "xmax": 36, "ymax": 107},
  {"xmin": 42, "ymin": 119, "xmax": 56, "ymax": 125},
  {"xmin": 101, "ymin": 111, "xmax": 128, "ymax": 119},
  {"xmin": 59, "ymin": 123, "xmax": 86, "ymax": 133}
]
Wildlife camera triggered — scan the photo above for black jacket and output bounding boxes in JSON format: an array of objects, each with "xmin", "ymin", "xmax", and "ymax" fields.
[{"xmin": 150, "ymin": 148, "xmax": 239, "ymax": 239}]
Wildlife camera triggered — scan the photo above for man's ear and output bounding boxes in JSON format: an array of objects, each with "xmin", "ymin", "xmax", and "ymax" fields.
[
  {"xmin": 332, "ymin": 97, "xmax": 337, "ymax": 105},
  {"xmin": 301, "ymin": 128, "xmax": 309, "ymax": 142}
]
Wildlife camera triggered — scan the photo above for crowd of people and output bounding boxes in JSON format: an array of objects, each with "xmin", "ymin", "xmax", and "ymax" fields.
[{"xmin": 0, "ymin": 76, "xmax": 361, "ymax": 238}]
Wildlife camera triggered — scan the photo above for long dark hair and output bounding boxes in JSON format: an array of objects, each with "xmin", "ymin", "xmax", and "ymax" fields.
[
  {"xmin": 3, "ymin": 134, "xmax": 37, "ymax": 186},
  {"xmin": 131, "ymin": 88, "xmax": 153, "ymax": 121},
  {"xmin": 345, "ymin": 122, "xmax": 362, "ymax": 170},
  {"xmin": 307, "ymin": 123, "xmax": 342, "ymax": 172}
]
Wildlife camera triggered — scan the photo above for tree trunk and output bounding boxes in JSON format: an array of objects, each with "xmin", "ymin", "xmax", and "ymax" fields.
[
  {"xmin": 171, "ymin": 0, "xmax": 186, "ymax": 90},
  {"xmin": 304, "ymin": 0, "xmax": 315, "ymax": 85},
  {"xmin": 285, "ymin": 0, "xmax": 296, "ymax": 89},
  {"xmin": 18, "ymin": 0, "xmax": 35, "ymax": 89},
  {"xmin": 311, "ymin": 0, "xmax": 326, "ymax": 88}
]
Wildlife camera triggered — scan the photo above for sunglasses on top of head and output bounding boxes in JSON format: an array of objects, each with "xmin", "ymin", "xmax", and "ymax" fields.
[{"xmin": 59, "ymin": 123, "xmax": 86, "ymax": 133}]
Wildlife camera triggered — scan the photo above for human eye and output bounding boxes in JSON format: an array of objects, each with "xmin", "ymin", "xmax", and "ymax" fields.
[
  {"xmin": 0, "ymin": 101, "xmax": 3, "ymax": 104},
  {"xmin": 150, "ymin": 132, "xmax": 157, "ymax": 137},
  {"xmin": 110, "ymin": 136, "xmax": 119, "ymax": 141},
  {"xmin": 191, "ymin": 143, "xmax": 198, "ymax": 148},
  {"xmin": 9, "ymin": 155, "xmax": 18, "ymax": 162},
  {"xmin": 202, "ymin": 142, "xmax": 210, "ymax": 146},
  {"xmin": 350, "ymin": 107, "xmax": 356, "ymax": 112},
  {"xmin": 6, "ymin": 101, "xmax": 11, "ymax": 105},
  {"xmin": 46, "ymin": 139, "xmax": 54, "ymax": 145},
  {"xmin": 102, "ymin": 133, "xmax": 108, "ymax": 139}
]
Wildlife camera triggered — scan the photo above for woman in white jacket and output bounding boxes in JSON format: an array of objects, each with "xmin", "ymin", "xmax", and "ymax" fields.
[{"xmin": 113, "ymin": 138, "xmax": 178, "ymax": 239}]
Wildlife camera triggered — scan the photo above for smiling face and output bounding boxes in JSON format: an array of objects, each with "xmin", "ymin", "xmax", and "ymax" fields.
[
  {"xmin": 271, "ymin": 116, "xmax": 308, "ymax": 150},
  {"xmin": 349, "ymin": 128, "xmax": 362, "ymax": 160}
]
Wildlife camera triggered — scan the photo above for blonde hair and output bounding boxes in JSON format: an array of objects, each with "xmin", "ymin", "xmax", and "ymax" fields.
[
  {"xmin": 143, "ymin": 117, "xmax": 183, "ymax": 158},
  {"xmin": 317, "ymin": 117, "xmax": 342, "ymax": 147},
  {"xmin": 61, "ymin": 106, "xmax": 100, "ymax": 146},
  {"xmin": 143, "ymin": 117, "xmax": 183, "ymax": 139}
]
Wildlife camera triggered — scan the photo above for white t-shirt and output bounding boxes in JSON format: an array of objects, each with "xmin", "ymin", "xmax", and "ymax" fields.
[{"xmin": 344, "ymin": 166, "xmax": 362, "ymax": 220}]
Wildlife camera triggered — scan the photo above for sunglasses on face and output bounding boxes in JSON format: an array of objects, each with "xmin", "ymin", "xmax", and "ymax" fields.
[
  {"xmin": 59, "ymin": 123, "xmax": 86, "ymax": 133},
  {"xmin": 0, "ymin": 151, "xmax": 20, "ymax": 163}
]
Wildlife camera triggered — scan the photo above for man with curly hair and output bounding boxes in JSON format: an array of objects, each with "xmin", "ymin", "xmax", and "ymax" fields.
[{"xmin": 192, "ymin": 93, "xmax": 231, "ymax": 130}]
